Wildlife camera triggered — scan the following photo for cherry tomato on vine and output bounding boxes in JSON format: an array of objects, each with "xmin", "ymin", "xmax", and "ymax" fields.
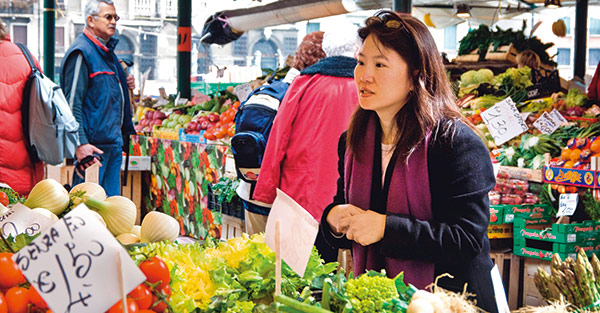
[
  {"xmin": 28, "ymin": 287, "xmax": 48, "ymax": 309},
  {"xmin": 107, "ymin": 298, "xmax": 138, "ymax": 313},
  {"xmin": 149, "ymin": 284, "xmax": 171, "ymax": 313},
  {"xmin": 0, "ymin": 253, "xmax": 26, "ymax": 289},
  {"xmin": 0, "ymin": 291, "xmax": 7, "ymax": 313},
  {"xmin": 5, "ymin": 287, "xmax": 28, "ymax": 313},
  {"xmin": 128, "ymin": 284, "xmax": 152, "ymax": 310},
  {"xmin": 139, "ymin": 257, "xmax": 170, "ymax": 290},
  {"xmin": 0, "ymin": 191, "xmax": 8, "ymax": 206}
]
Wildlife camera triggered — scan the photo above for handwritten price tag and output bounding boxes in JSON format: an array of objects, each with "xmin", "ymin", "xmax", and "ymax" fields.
[
  {"xmin": 233, "ymin": 83, "xmax": 253, "ymax": 103},
  {"xmin": 557, "ymin": 193, "xmax": 578, "ymax": 217},
  {"xmin": 480, "ymin": 98, "xmax": 528, "ymax": 145},
  {"xmin": 549, "ymin": 109, "xmax": 568, "ymax": 125},
  {"xmin": 533, "ymin": 112, "xmax": 559, "ymax": 134},
  {"xmin": 0, "ymin": 204, "xmax": 54, "ymax": 238},
  {"xmin": 13, "ymin": 205, "xmax": 145, "ymax": 313}
]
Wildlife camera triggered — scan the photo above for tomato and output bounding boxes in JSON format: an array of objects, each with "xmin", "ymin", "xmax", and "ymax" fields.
[
  {"xmin": 150, "ymin": 284, "xmax": 170, "ymax": 313},
  {"xmin": 138, "ymin": 311, "xmax": 155, "ymax": 313},
  {"xmin": 139, "ymin": 257, "xmax": 170, "ymax": 290},
  {"xmin": 28, "ymin": 287, "xmax": 48, "ymax": 309},
  {"xmin": 227, "ymin": 125, "xmax": 235, "ymax": 137},
  {"xmin": 0, "ymin": 191, "xmax": 8, "ymax": 207},
  {"xmin": 108, "ymin": 298, "xmax": 138, "ymax": 313},
  {"xmin": 128, "ymin": 284, "xmax": 152, "ymax": 310},
  {"xmin": 0, "ymin": 253, "xmax": 26, "ymax": 289},
  {"xmin": 0, "ymin": 292, "xmax": 7, "ymax": 313},
  {"xmin": 215, "ymin": 127, "xmax": 228, "ymax": 139},
  {"xmin": 5, "ymin": 287, "xmax": 28, "ymax": 313}
]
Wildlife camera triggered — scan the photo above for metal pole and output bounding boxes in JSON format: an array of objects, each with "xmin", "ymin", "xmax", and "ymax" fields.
[
  {"xmin": 574, "ymin": 0, "xmax": 588, "ymax": 80},
  {"xmin": 43, "ymin": 0, "xmax": 55, "ymax": 80},
  {"xmin": 393, "ymin": 0, "xmax": 412, "ymax": 13},
  {"xmin": 177, "ymin": 0, "xmax": 191, "ymax": 99}
]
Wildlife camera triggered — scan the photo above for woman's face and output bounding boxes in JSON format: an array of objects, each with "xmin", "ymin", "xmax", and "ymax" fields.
[{"xmin": 354, "ymin": 34, "xmax": 413, "ymax": 118}]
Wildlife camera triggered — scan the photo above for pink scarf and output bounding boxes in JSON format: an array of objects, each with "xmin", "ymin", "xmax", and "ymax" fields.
[{"xmin": 344, "ymin": 115, "xmax": 435, "ymax": 289}]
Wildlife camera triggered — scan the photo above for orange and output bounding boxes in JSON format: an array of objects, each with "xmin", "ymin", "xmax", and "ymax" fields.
[
  {"xmin": 561, "ymin": 149, "xmax": 572, "ymax": 160},
  {"xmin": 570, "ymin": 148, "xmax": 582, "ymax": 162},
  {"xmin": 563, "ymin": 161, "xmax": 575, "ymax": 168},
  {"xmin": 591, "ymin": 140, "xmax": 600, "ymax": 153}
]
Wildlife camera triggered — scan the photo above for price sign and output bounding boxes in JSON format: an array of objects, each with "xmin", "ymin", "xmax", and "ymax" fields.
[
  {"xmin": 265, "ymin": 189, "xmax": 319, "ymax": 277},
  {"xmin": 549, "ymin": 109, "xmax": 568, "ymax": 125},
  {"xmin": 557, "ymin": 193, "xmax": 578, "ymax": 217},
  {"xmin": 0, "ymin": 204, "xmax": 54, "ymax": 238},
  {"xmin": 13, "ymin": 205, "xmax": 145, "ymax": 313},
  {"xmin": 233, "ymin": 83, "xmax": 253, "ymax": 103},
  {"xmin": 480, "ymin": 98, "xmax": 528, "ymax": 145},
  {"xmin": 533, "ymin": 112, "xmax": 559, "ymax": 134}
]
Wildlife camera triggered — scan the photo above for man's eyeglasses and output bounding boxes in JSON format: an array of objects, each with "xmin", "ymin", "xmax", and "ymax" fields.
[{"xmin": 94, "ymin": 14, "xmax": 120, "ymax": 22}]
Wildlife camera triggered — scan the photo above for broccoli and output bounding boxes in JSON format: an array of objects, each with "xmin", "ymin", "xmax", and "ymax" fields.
[{"xmin": 345, "ymin": 274, "xmax": 399, "ymax": 313}]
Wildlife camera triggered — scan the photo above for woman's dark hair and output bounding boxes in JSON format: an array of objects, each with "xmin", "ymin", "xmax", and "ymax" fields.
[
  {"xmin": 0, "ymin": 18, "xmax": 7, "ymax": 41},
  {"xmin": 347, "ymin": 11, "xmax": 467, "ymax": 161},
  {"xmin": 293, "ymin": 31, "xmax": 326, "ymax": 71}
]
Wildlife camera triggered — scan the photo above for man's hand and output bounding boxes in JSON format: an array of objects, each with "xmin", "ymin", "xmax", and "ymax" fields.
[
  {"xmin": 326, "ymin": 204, "xmax": 364, "ymax": 234},
  {"xmin": 127, "ymin": 74, "xmax": 135, "ymax": 90},
  {"xmin": 340, "ymin": 210, "xmax": 386, "ymax": 246},
  {"xmin": 75, "ymin": 144, "xmax": 103, "ymax": 168}
]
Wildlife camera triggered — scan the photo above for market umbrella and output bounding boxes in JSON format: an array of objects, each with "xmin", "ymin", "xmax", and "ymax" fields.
[{"xmin": 200, "ymin": 12, "xmax": 243, "ymax": 45}]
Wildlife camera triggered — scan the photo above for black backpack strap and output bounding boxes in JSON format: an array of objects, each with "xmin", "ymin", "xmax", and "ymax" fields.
[{"xmin": 15, "ymin": 43, "xmax": 38, "ymax": 73}]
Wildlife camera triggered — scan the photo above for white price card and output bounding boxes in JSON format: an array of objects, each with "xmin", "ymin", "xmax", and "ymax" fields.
[
  {"xmin": 480, "ymin": 98, "xmax": 529, "ymax": 145},
  {"xmin": 533, "ymin": 112, "xmax": 559, "ymax": 134},
  {"xmin": 265, "ymin": 189, "xmax": 319, "ymax": 277},
  {"xmin": 13, "ymin": 204, "xmax": 146, "ymax": 313},
  {"xmin": 233, "ymin": 83, "xmax": 253, "ymax": 103},
  {"xmin": 0, "ymin": 203, "xmax": 54, "ymax": 238},
  {"xmin": 549, "ymin": 109, "xmax": 568, "ymax": 125},
  {"xmin": 557, "ymin": 193, "xmax": 579, "ymax": 217}
]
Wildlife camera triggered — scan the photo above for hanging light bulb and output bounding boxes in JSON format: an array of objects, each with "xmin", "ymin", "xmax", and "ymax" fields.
[
  {"xmin": 456, "ymin": 3, "xmax": 471, "ymax": 18},
  {"xmin": 545, "ymin": 0, "xmax": 561, "ymax": 9}
]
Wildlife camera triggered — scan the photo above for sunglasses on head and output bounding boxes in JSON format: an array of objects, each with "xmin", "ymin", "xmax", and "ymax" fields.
[
  {"xmin": 368, "ymin": 12, "xmax": 407, "ymax": 30},
  {"xmin": 95, "ymin": 13, "xmax": 120, "ymax": 22}
]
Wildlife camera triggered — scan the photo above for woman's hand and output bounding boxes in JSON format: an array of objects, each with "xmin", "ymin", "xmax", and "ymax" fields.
[
  {"xmin": 340, "ymin": 210, "xmax": 386, "ymax": 246},
  {"xmin": 326, "ymin": 204, "xmax": 364, "ymax": 234}
]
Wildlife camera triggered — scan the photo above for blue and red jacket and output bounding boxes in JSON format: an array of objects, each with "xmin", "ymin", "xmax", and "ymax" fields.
[{"xmin": 60, "ymin": 29, "xmax": 135, "ymax": 148}]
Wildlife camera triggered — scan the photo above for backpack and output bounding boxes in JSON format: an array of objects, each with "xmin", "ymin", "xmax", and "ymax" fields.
[
  {"xmin": 17, "ymin": 43, "xmax": 79, "ymax": 165},
  {"xmin": 231, "ymin": 80, "xmax": 289, "ymax": 185}
]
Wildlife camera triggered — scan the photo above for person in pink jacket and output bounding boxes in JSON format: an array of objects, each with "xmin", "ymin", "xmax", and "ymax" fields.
[{"xmin": 253, "ymin": 26, "xmax": 360, "ymax": 260}]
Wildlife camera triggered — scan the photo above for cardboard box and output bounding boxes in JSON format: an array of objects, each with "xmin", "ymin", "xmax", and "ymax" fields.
[
  {"xmin": 503, "ymin": 204, "xmax": 553, "ymax": 224},
  {"xmin": 488, "ymin": 224, "xmax": 513, "ymax": 239},
  {"xmin": 514, "ymin": 219, "xmax": 600, "ymax": 243}
]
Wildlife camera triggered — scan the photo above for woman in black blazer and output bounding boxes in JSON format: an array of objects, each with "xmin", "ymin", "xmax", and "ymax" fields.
[{"xmin": 319, "ymin": 11, "xmax": 498, "ymax": 313}]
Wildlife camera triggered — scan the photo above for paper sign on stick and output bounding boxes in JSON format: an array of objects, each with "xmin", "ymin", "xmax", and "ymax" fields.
[
  {"xmin": 557, "ymin": 193, "xmax": 578, "ymax": 217},
  {"xmin": 85, "ymin": 162, "xmax": 100, "ymax": 184},
  {"xmin": 265, "ymin": 189, "xmax": 319, "ymax": 277},
  {"xmin": 13, "ymin": 205, "xmax": 146, "ymax": 313},
  {"xmin": 533, "ymin": 112, "xmax": 559, "ymax": 134},
  {"xmin": 480, "ymin": 98, "xmax": 528, "ymax": 145},
  {"xmin": 233, "ymin": 83, "xmax": 253, "ymax": 103},
  {"xmin": 0, "ymin": 203, "xmax": 54, "ymax": 238}
]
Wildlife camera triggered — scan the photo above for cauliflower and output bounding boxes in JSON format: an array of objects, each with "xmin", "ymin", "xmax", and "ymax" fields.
[{"xmin": 346, "ymin": 274, "xmax": 400, "ymax": 312}]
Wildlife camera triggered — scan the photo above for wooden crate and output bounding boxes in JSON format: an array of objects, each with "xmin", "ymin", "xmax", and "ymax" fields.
[
  {"xmin": 454, "ymin": 48, "xmax": 483, "ymax": 63},
  {"xmin": 221, "ymin": 214, "xmax": 245, "ymax": 240},
  {"xmin": 490, "ymin": 251, "xmax": 522, "ymax": 310},
  {"xmin": 121, "ymin": 171, "xmax": 143, "ymax": 225},
  {"xmin": 486, "ymin": 43, "xmax": 518, "ymax": 63},
  {"xmin": 522, "ymin": 258, "xmax": 551, "ymax": 307}
]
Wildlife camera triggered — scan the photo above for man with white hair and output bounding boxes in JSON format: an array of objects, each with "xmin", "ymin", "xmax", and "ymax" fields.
[{"xmin": 60, "ymin": 0, "xmax": 135, "ymax": 196}]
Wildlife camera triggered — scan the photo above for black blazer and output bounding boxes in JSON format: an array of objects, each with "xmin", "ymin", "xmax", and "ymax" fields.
[{"xmin": 320, "ymin": 120, "xmax": 499, "ymax": 313}]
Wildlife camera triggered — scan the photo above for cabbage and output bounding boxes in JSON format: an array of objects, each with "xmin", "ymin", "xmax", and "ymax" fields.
[
  {"xmin": 475, "ymin": 68, "xmax": 494, "ymax": 84},
  {"xmin": 460, "ymin": 70, "xmax": 477, "ymax": 86}
]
